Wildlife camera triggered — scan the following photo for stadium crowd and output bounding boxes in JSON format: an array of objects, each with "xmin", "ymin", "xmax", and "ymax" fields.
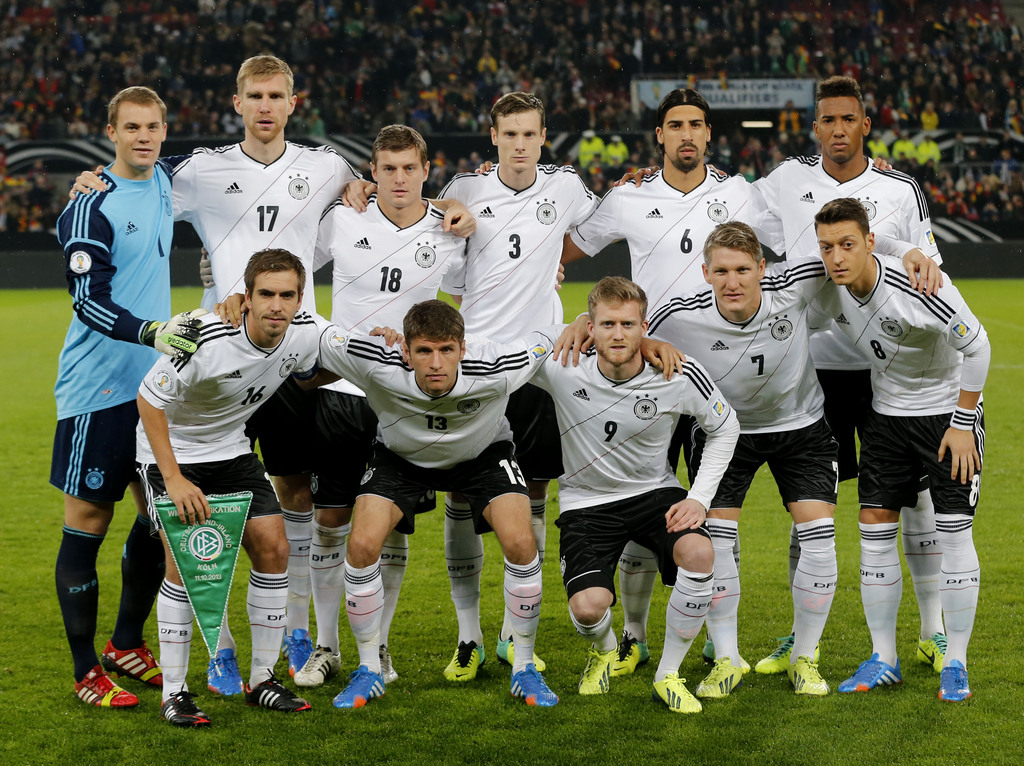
[{"xmin": 1, "ymin": 0, "xmax": 1023, "ymax": 230}]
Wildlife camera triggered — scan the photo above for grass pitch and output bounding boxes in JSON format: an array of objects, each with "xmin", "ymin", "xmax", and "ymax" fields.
[{"xmin": 1, "ymin": 281, "xmax": 1021, "ymax": 765}]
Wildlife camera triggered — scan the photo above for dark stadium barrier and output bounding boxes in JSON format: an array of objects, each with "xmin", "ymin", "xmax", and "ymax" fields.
[{"xmin": 7, "ymin": 231, "xmax": 1023, "ymax": 290}]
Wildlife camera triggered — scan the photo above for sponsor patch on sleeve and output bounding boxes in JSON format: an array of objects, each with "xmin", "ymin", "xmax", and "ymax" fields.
[
  {"xmin": 530, "ymin": 343, "xmax": 548, "ymax": 359},
  {"xmin": 712, "ymin": 398, "xmax": 726, "ymax": 417},
  {"xmin": 952, "ymin": 321, "xmax": 970, "ymax": 338}
]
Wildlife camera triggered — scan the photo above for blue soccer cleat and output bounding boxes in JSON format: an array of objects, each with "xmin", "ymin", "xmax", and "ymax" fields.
[
  {"xmin": 938, "ymin": 659, "xmax": 972, "ymax": 702},
  {"xmin": 333, "ymin": 666, "xmax": 386, "ymax": 709},
  {"xmin": 511, "ymin": 663, "xmax": 558, "ymax": 707},
  {"xmin": 207, "ymin": 647, "xmax": 244, "ymax": 696},
  {"xmin": 838, "ymin": 653, "xmax": 902, "ymax": 693},
  {"xmin": 285, "ymin": 629, "xmax": 313, "ymax": 678}
]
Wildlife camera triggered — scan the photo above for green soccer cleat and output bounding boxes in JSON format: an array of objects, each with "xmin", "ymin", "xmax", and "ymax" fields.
[
  {"xmin": 610, "ymin": 631, "xmax": 650, "ymax": 677},
  {"xmin": 695, "ymin": 658, "xmax": 744, "ymax": 699},
  {"xmin": 755, "ymin": 635, "xmax": 819, "ymax": 675},
  {"xmin": 917, "ymin": 633, "xmax": 947, "ymax": 674},
  {"xmin": 496, "ymin": 636, "xmax": 546, "ymax": 672},
  {"xmin": 702, "ymin": 637, "xmax": 716, "ymax": 664},
  {"xmin": 578, "ymin": 648, "xmax": 616, "ymax": 695},
  {"xmin": 652, "ymin": 674, "xmax": 702, "ymax": 714},
  {"xmin": 788, "ymin": 655, "xmax": 830, "ymax": 696},
  {"xmin": 444, "ymin": 641, "xmax": 486, "ymax": 682}
]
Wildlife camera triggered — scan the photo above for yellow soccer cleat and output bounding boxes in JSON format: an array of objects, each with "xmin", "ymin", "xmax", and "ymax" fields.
[
  {"xmin": 652, "ymin": 673, "xmax": 702, "ymax": 714},
  {"xmin": 578, "ymin": 648, "xmax": 616, "ymax": 695},
  {"xmin": 444, "ymin": 641, "xmax": 486, "ymax": 682},
  {"xmin": 788, "ymin": 655, "xmax": 830, "ymax": 696},
  {"xmin": 695, "ymin": 657, "xmax": 744, "ymax": 699}
]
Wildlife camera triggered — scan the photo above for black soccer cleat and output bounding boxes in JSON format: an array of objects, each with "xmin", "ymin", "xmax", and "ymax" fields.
[
  {"xmin": 160, "ymin": 690, "xmax": 212, "ymax": 728},
  {"xmin": 244, "ymin": 675, "xmax": 312, "ymax": 713}
]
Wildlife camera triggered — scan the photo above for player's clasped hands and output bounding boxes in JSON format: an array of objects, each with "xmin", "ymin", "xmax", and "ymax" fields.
[{"xmin": 665, "ymin": 498, "xmax": 707, "ymax": 533}]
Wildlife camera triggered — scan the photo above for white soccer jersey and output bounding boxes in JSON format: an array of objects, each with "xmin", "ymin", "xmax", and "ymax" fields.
[
  {"xmin": 317, "ymin": 327, "xmax": 558, "ymax": 468},
  {"xmin": 812, "ymin": 254, "xmax": 989, "ymax": 416},
  {"xmin": 647, "ymin": 256, "xmax": 828, "ymax": 433},
  {"xmin": 136, "ymin": 313, "xmax": 322, "ymax": 464},
  {"xmin": 315, "ymin": 195, "xmax": 468, "ymax": 396},
  {"xmin": 755, "ymin": 157, "xmax": 939, "ymax": 369},
  {"xmin": 170, "ymin": 142, "xmax": 359, "ymax": 313},
  {"xmin": 439, "ymin": 164, "xmax": 598, "ymax": 340},
  {"xmin": 568, "ymin": 167, "xmax": 774, "ymax": 312},
  {"xmin": 531, "ymin": 356, "xmax": 738, "ymax": 512}
]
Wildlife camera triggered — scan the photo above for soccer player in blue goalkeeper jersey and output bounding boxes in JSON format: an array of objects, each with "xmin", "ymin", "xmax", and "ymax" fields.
[{"xmin": 52, "ymin": 86, "xmax": 201, "ymax": 709}]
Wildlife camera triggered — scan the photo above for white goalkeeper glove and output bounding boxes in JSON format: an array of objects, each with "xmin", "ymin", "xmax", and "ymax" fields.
[
  {"xmin": 142, "ymin": 309, "xmax": 209, "ymax": 360},
  {"xmin": 199, "ymin": 248, "xmax": 215, "ymax": 289}
]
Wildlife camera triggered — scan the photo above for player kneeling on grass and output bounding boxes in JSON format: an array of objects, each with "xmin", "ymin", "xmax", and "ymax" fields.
[
  {"xmin": 136, "ymin": 249, "xmax": 322, "ymax": 726},
  {"xmin": 546, "ymin": 278, "xmax": 740, "ymax": 713},
  {"xmin": 811, "ymin": 198, "xmax": 989, "ymax": 702}
]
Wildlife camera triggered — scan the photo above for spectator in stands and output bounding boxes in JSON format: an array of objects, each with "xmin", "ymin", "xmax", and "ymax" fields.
[
  {"xmin": 992, "ymin": 146, "xmax": 1020, "ymax": 186},
  {"xmin": 867, "ymin": 134, "xmax": 890, "ymax": 159},
  {"xmin": 579, "ymin": 129, "xmax": 606, "ymax": 170},
  {"xmin": 603, "ymin": 134, "xmax": 629, "ymax": 174},
  {"xmin": 891, "ymin": 127, "xmax": 917, "ymax": 163},
  {"xmin": 916, "ymin": 134, "xmax": 942, "ymax": 170}
]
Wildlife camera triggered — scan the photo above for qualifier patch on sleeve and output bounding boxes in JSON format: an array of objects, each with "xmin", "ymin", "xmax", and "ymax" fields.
[{"xmin": 69, "ymin": 251, "xmax": 92, "ymax": 274}]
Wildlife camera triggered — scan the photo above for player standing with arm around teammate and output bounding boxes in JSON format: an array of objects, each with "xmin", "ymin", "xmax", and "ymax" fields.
[
  {"xmin": 646, "ymin": 222, "xmax": 840, "ymax": 697},
  {"xmin": 294, "ymin": 125, "xmax": 467, "ymax": 689},
  {"xmin": 305, "ymin": 300, "xmax": 560, "ymax": 709},
  {"xmin": 752, "ymin": 77, "xmax": 948, "ymax": 676},
  {"xmin": 137, "ymin": 250, "xmax": 322, "ymax": 726},
  {"xmin": 437, "ymin": 92, "xmax": 599, "ymax": 679},
  {"xmin": 811, "ymin": 199, "xmax": 988, "ymax": 702},
  {"xmin": 535, "ymin": 278, "xmax": 739, "ymax": 712},
  {"xmin": 52, "ymin": 86, "xmax": 204, "ymax": 708}
]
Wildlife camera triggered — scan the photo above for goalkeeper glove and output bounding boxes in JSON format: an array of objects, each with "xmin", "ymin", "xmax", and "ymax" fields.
[{"xmin": 141, "ymin": 309, "xmax": 208, "ymax": 360}]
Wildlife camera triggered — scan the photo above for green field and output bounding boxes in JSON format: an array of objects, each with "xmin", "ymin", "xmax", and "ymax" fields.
[{"xmin": 1, "ymin": 281, "xmax": 1021, "ymax": 765}]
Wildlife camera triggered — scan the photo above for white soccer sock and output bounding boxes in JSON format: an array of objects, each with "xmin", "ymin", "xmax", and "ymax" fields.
[
  {"xmin": 344, "ymin": 560, "xmax": 384, "ymax": 674},
  {"xmin": 247, "ymin": 570, "xmax": 288, "ymax": 688},
  {"xmin": 379, "ymin": 530, "xmax": 408, "ymax": 648},
  {"xmin": 282, "ymin": 508, "xmax": 313, "ymax": 635},
  {"xmin": 859, "ymin": 522, "xmax": 902, "ymax": 666},
  {"xmin": 310, "ymin": 521, "xmax": 348, "ymax": 651},
  {"xmin": 656, "ymin": 567, "xmax": 713, "ymax": 681},
  {"xmin": 733, "ymin": 528, "xmax": 742, "ymax": 571},
  {"xmin": 706, "ymin": 519, "xmax": 741, "ymax": 665},
  {"xmin": 444, "ymin": 499, "xmax": 484, "ymax": 645},
  {"xmin": 901, "ymin": 489, "xmax": 945, "ymax": 639},
  {"xmin": 791, "ymin": 519, "xmax": 837, "ymax": 660},
  {"xmin": 215, "ymin": 615, "xmax": 236, "ymax": 653},
  {"xmin": 504, "ymin": 555, "xmax": 543, "ymax": 674},
  {"xmin": 157, "ymin": 579, "xmax": 193, "ymax": 702},
  {"xmin": 935, "ymin": 514, "xmax": 980, "ymax": 667},
  {"xmin": 618, "ymin": 540, "xmax": 658, "ymax": 642},
  {"xmin": 569, "ymin": 607, "xmax": 616, "ymax": 651},
  {"xmin": 530, "ymin": 496, "xmax": 547, "ymax": 564}
]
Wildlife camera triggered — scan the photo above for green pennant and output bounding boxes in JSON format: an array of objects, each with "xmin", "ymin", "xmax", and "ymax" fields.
[{"xmin": 155, "ymin": 492, "xmax": 251, "ymax": 656}]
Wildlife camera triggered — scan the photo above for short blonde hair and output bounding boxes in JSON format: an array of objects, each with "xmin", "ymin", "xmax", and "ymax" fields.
[
  {"xmin": 587, "ymin": 277, "xmax": 648, "ymax": 321},
  {"xmin": 491, "ymin": 92, "xmax": 545, "ymax": 130},
  {"xmin": 107, "ymin": 86, "xmax": 167, "ymax": 128},
  {"xmin": 703, "ymin": 222, "xmax": 763, "ymax": 266},
  {"xmin": 236, "ymin": 54, "xmax": 294, "ymax": 96}
]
